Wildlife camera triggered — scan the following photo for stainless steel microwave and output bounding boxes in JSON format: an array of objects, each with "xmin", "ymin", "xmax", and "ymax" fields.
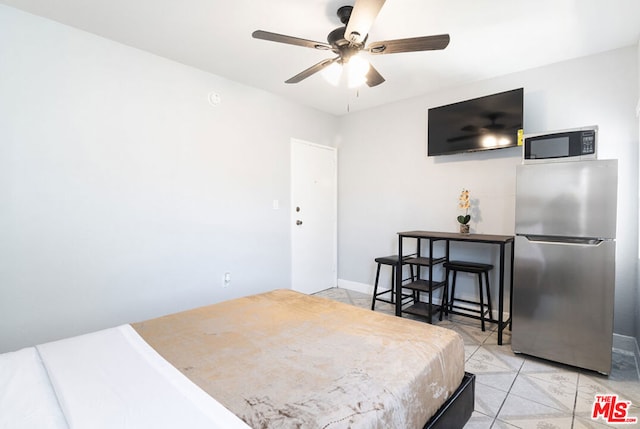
[{"xmin": 523, "ymin": 126, "xmax": 597, "ymax": 164}]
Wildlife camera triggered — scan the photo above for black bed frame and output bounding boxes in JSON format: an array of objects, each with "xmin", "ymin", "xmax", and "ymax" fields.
[{"xmin": 423, "ymin": 372, "xmax": 475, "ymax": 429}]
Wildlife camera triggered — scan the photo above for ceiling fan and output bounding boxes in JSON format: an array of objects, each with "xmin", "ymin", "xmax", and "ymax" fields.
[
  {"xmin": 461, "ymin": 113, "xmax": 508, "ymax": 134},
  {"xmin": 252, "ymin": 0, "xmax": 450, "ymax": 87},
  {"xmin": 449, "ymin": 113, "xmax": 518, "ymax": 142}
]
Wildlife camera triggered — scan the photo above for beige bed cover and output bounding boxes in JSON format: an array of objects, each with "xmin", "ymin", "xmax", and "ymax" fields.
[{"xmin": 133, "ymin": 289, "xmax": 464, "ymax": 429}]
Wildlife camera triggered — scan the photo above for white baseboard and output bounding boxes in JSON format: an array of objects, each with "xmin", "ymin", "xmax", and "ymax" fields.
[
  {"xmin": 337, "ymin": 279, "xmax": 374, "ymax": 295},
  {"xmin": 612, "ymin": 334, "xmax": 640, "ymax": 379},
  {"xmin": 613, "ymin": 333, "xmax": 640, "ymax": 361}
]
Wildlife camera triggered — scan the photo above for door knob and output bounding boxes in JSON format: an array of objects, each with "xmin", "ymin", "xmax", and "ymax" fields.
[{"xmin": 296, "ymin": 220, "xmax": 303, "ymax": 225}]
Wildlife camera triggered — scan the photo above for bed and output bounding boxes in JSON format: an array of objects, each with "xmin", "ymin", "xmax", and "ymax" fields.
[{"xmin": 1, "ymin": 289, "xmax": 474, "ymax": 429}]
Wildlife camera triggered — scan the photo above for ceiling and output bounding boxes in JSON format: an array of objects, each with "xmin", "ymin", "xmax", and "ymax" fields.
[{"xmin": 2, "ymin": 0, "xmax": 640, "ymax": 116}]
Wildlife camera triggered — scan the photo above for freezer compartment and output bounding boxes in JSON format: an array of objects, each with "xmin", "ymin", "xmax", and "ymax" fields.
[
  {"xmin": 515, "ymin": 160, "xmax": 618, "ymax": 239},
  {"xmin": 512, "ymin": 235, "xmax": 615, "ymax": 374}
]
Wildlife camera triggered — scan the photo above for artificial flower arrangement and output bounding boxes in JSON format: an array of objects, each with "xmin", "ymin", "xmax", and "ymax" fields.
[{"xmin": 457, "ymin": 189, "xmax": 471, "ymax": 233}]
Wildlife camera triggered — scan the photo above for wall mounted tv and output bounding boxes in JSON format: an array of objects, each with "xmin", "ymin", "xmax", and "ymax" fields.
[{"xmin": 427, "ymin": 88, "xmax": 523, "ymax": 156}]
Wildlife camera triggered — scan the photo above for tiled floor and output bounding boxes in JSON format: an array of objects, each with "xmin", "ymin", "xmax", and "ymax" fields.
[{"xmin": 314, "ymin": 287, "xmax": 640, "ymax": 429}]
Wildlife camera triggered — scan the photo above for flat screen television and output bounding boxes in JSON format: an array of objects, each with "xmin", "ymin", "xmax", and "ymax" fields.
[{"xmin": 427, "ymin": 88, "xmax": 524, "ymax": 156}]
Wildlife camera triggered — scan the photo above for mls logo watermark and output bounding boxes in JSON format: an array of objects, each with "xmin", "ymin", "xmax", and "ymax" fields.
[{"xmin": 592, "ymin": 394, "xmax": 637, "ymax": 424}]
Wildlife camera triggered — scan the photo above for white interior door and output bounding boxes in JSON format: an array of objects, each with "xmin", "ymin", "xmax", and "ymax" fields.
[{"xmin": 291, "ymin": 139, "xmax": 337, "ymax": 294}]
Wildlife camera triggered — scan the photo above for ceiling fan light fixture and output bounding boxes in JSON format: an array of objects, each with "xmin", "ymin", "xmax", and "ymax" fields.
[
  {"xmin": 321, "ymin": 55, "xmax": 369, "ymax": 88},
  {"xmin": 346, "ymin": 54, "xmax": 370, "ymax": 88},
  {"xmin": 481, "ymin": 135, "xmax": 498, "ymax": 148},
  {"xmin": 321, "ymin": 61, "xmax": 343, "ymax": 86},
  {"xmin": 481, "ymin": 135, "xmax": 511, "ymax": 148}
]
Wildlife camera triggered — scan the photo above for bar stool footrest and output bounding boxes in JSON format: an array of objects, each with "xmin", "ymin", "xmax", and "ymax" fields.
[
  {"xmin": 373, "ymin": 289, "xmax": 414, "ymax": 305},
  {"xmin": 448, "ymin": 303, "xmax": 495, "ymax": 321},
  {"xmin": 446, "ymin": 309, "xmax": 496, "ymax": 324},
  {"xmin": 402, "ymin": 301, "xmax": 444, "ymax": 319}
]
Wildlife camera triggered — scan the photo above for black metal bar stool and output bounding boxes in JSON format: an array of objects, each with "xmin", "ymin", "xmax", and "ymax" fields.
[
  {"xmin": 442, "ymin": 261, "xmax": 494, "ymax": 331},
  {"xmin": 371, "ymin": 255, "xmax": 415, "ymax": 310}
]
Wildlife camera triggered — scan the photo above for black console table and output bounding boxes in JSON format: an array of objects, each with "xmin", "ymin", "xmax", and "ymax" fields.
[{"xmin": 396, "ymin": 231, "xmax": 515, "ymax": 345}]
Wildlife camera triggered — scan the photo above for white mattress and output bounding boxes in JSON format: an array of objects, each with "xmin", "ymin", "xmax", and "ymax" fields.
[
  {"xmin": 0, "ymin": 347, "xmax": 68, "ymax": 429},
  {"xmin": 1, "ymin": 325, "xmax": 251, "ymax": 429}
]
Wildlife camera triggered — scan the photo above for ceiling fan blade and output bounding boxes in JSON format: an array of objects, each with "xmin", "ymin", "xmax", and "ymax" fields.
[
  {"xmin": 252, "ymin": 30, "xmax": 332, "ymax": 50},
  {"xmin": 344, "ymin": 0, "xmax": 386, "ymax": 44},
  {"xmin": 285, "ymin": 57, "xmax": 340, "ymax": 84},
  {"xmin": 365, "ymin": 63, "xmax": 385, "ymax": 87},
  {"xmin": 368, "ymin": 34, "xmax": 450, "ymax": 54}
]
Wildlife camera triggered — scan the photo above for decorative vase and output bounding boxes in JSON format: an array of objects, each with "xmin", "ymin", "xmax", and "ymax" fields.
[{"xmin": 459, "ymin": 223, "xmax": 470, "ymax": 234}]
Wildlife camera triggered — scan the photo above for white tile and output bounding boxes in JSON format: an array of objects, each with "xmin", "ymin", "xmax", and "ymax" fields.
[
  {"xmin": 523, "ymin": 369, "xmax": 579, "ymax": 386},
  {"xmin": 498, "ymin": 394, "xmax": 573, "ymax": 427},
  {"xmin": 576, "ymin": 374, "xmax": 640, "ymax": 420},
  {"xmin": 477, "ymin": 345, "xmax": 526, "ymax": 371},
  {"xmin": 467, "ymin": 347, "xmax": 519, "ymax": 372},
  {"xmin": 500, "ymin": 416, "xmax": 574, "ymax": 429},
  {"xmin": 474, "ymin": 382, "xmax": 509, "ymax": 417},
  {"xmin": 509, "ymin": 373, "xmax": 577, "ymax": 412},
  {"xmin": 573, "ymin": 415, "xmax": 630, "ymax": 428},
  {"xmin": 465, "ymin": 355, "xmax": 511, "ymax": 374},
  {"xmin": 462, "ymin": 411, "xmax": 495, "ymax": 429},
  {"xmin": 465, "ymin": 344, "xmax": 480, "ymax": 361},
  {"xmin": 578, "ymin": 373, "xmax": 640, "ymax": 405},
  {"xmin": 475, "ymin": 371, "xmax": 518, "ymax": 393},
  {"xmin": 490, "ymin": 420, "xmax": 521, "ymax": 429}
]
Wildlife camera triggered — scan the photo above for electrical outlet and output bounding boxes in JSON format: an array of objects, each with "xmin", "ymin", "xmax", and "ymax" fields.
[{"xmin": 223, "ymin": 272, "xmax": 231, "ymax": 287}]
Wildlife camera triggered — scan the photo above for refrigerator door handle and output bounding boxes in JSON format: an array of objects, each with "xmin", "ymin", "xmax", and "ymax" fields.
[{"xmin": 520, "ymin": 235, "xmax": 605, "ymax": 246}]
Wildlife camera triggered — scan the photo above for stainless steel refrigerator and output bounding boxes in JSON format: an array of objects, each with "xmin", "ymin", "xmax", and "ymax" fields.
[{"xmin": 512, "ymin": 159, "xmax": 618, "ymax": 374}]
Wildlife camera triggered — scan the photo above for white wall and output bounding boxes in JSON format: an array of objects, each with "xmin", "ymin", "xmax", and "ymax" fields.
[
  {"xmin": 636, "ymin": 41, "xmax": 640, "ymax": 347},
  {"xmin": 337, "ymin": 46, "xmax": 639, "ymax": 337},
  {"xmin": 0, "ymin": 5, "xmax": 337, "ymax": 353}
]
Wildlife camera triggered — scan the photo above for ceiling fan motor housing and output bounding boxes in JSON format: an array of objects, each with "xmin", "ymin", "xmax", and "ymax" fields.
[
  {"xmin": 328, "ymin": 6, "xmax": 367, "ymax": 62},
  {"xmin": 336, "ymin": 6, "xmax": 352, "ymax": 24},
  {"xmin": 328, "ymin": 27, "xmax": 362, "ymax": 62}
]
